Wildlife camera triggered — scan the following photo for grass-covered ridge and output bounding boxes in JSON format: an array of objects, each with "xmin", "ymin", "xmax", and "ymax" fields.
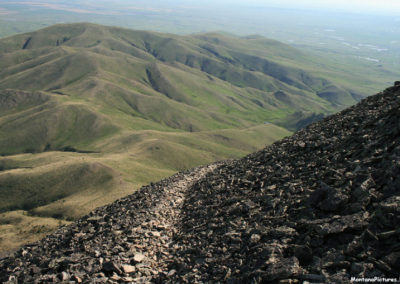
[{"xmin": 0, "ymin": 23, "xmax": 373, "ymax": 252}]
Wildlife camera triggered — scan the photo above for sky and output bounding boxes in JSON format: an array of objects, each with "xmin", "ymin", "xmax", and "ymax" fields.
[{"xmin": 224, "ymin": 0, "xmax": 400, "ymax": 15}]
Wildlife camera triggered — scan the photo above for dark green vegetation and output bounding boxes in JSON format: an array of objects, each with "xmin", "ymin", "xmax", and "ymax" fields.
[{"xmin": 0, "ymin": 22, "xmax": 387, "ymax": 251}]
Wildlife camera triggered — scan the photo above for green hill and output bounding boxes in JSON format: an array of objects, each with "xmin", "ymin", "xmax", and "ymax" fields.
[{"xmin": 0, "ymin": 23, "xmax": 371, "ymax": 252}]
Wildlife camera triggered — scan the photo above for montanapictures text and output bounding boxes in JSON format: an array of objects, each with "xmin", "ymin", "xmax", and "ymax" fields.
[{"xmin": 351, "ymin": 277, "xmax": 399, "ymax": 283}]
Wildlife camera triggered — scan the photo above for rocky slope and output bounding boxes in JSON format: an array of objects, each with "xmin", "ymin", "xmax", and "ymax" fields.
[{"xmin": 0, "ymin": 82, "xmax": 399, "ymax": 283}]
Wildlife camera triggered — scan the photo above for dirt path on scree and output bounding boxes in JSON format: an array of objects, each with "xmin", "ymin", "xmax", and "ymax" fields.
[
  {"xmin": 0, "ymin": 163, "xmax": 220, "ymax": 283},
  {"xmin": 124, "ymin": 163, "xmax": 220, "ymax": 283}
]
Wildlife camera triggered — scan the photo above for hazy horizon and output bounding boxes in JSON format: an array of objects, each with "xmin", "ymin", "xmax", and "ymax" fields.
[
  {"xmin": 1, "ymin": 0, "xmax": 400, "ymax": 17},
  {"xmin": 224, "ymin": 0, "xmax": 400, "ymax": 15}
]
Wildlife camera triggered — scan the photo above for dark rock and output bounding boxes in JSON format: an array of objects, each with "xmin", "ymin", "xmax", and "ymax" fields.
[
  {"xmin": 384, "ymin": 252, "xmax": 400, "ymax": 270},
  {"xmin": 102, "ymin": 261, "xmax": 122, "ymax": 275},
  {"xmin": 299, "ymin": 274, "xmax": 326, "ymax": 282},
  {"xmin": 293, "ymin": 245, "xmax": 313, "ymax": 265},
  {"xmin": 259, "ymin": 257, "xmax": 301, "ymax": 281},
  {"xmin": 316, "ymin": 184, "xmax": 348, "ymax": 212}
]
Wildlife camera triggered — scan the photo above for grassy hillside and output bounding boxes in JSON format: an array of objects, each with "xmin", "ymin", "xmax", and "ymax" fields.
[{"xmin": 0, "ymin": 23, "xmax": 373, "ymax": 252}]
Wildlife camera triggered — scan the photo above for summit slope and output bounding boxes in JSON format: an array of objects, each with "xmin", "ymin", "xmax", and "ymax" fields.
[{"xmin": 1, "ymin": 83, "xmax": 398, "ymax": 282}]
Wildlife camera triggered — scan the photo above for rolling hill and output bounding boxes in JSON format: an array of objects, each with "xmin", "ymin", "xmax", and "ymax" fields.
[{"xmin": 0, "ymin": 23, "xmax": 374, "ymax": 252}]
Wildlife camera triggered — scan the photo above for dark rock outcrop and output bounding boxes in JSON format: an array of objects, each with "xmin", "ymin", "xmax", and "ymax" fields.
[{"xmin": 0, "ymin": 82, "xmax": 399, "ymax": 283}]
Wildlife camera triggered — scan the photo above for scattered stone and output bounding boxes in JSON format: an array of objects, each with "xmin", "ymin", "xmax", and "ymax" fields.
[
  {"xmin": 59, "ymin": 271, "xmax": 69, "ymax": 281},
  {"xmin": 133, "ymin": 253, "xmax": 146, "ymax": 263},
  {"xmin": 122, "ymin": 276, "xmax": 134, "ymax": 282},
  {"xmin": 122, "ymin": 264, "xmax": 136, "ymax": 274},
  {"xmin": 110, "ymin": 273, "xmax": 121, "ymax": 281},
  {"xmin": 72, "ymin": 275, "xmax": 82, "ymax": 283},
  {"xmin": 250, "ymin": 234, "xmax": 261, "ymax": 244},
  {"xmin": 167, "ymin": 269, "xmax": 177, "ymax": 277},
  {"xmin": 260, "ymin": 257, "xmax": 301, "ymax": 281}
]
